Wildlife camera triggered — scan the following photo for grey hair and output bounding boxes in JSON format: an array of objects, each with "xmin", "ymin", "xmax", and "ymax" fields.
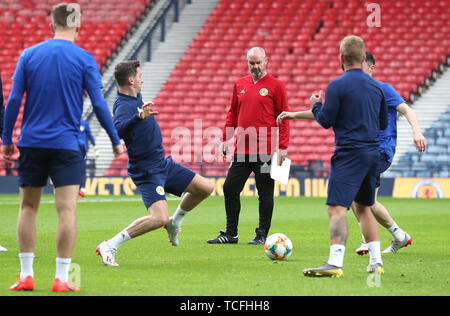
[{"xmin": 247, "ymin": 47, "xmax": 266, "ymax": 60}]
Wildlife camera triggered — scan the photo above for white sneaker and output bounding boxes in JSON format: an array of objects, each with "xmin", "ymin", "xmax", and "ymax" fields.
[
  {"xmin": 367, "ymin": 263, "xmax": 384, "ymax": 274},
  {"xmin": 165, "ymin": 217, "xmax": 181, "ymax": 246},
  {"xmin": 0, "ymin": 245, "xmax": 7, "ymax": 252},
  {"xmin": 355, "ymin": 242, "xmax": 369, "ymax": 256},
  {"xmin": 79, "ymin": 188, "xmax": 86, "ymax": 198},
  {"xmin": 96, "ymin": 241, "xmax": 119, "ymax": 266},
  {"xmin": 383, "ymin": 232, "xmax": 412, "ymax": 254}
]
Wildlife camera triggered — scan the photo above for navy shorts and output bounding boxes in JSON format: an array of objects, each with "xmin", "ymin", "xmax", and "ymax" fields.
[
  {"xmin": 131, "ymin": 156, "xmax": 196, "ymax": 209},
  {"xmin": 326, "ymin": 148, "xmax": 379, "ymax": 208},
  {"xmin": 375, "ymin": 152, "xmax": 391, "ymax": 188},
  {"xmin": 18, "ymin": 147, "xmax": 84, "ymax": 188}
]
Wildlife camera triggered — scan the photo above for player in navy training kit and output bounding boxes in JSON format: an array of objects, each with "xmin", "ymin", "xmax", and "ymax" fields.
[
  {"xmin": 278, "ymin": 36, "xmax": 388, "ymax": 277},
  {"xmin": 96, "ymin": 60, "xmax": 213, "ymax": 267},
  {"xmin": 352, "ymin": 51, "xmax": 427, "ymax": 255},
  {"xmin": 304, "ymin": 36, "xmax": 388, "ymax": 277},
  {"xmin": 2, "ymin": 3, "xmax": 123, "ymax": 292}
]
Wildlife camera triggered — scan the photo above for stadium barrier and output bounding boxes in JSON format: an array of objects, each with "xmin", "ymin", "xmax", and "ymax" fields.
[{"xmin": 0, "ymin": 177, "xmax": 449, "ymax": 199}]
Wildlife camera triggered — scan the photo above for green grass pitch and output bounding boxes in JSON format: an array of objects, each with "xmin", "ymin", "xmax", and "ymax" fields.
[{"xmin": 0, "ymin": 194, "xmax": 449, "ymax": 296}]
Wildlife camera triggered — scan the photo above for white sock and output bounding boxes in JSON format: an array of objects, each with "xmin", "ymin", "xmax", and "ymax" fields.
[
  {"xmin": 359, "ymin": 222, "xmax": 366, "ymax": 243},
  {"xmin": 55, "ymin": 258, "xmax": 72, "ymax": 283},
  {"xmin": 388, "ymin": 222, "xmax": 405, "ymax": 241},
  {"xmin": 109, "ymin": 229, "xmax": 131, "ymax": 249},
  {"xmin": 327, "ymin": 244, "xmax": 345, "ymax": 268},
  {"xmin": 367, "ymin": 241, "xmax": 383, "ymax": 265},
  {"xmin": 19, "ymin": 253, "xmax": 34, "ymax": 279},
  {"xmin": 172, "ymin": 206, "xmax": 189, "ymax": 227}
]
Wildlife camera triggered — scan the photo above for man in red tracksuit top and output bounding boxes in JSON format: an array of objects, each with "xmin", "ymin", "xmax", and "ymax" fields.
[{"xmin": 207, "ymin": 47, "xmax": 289, "ymax": 245}]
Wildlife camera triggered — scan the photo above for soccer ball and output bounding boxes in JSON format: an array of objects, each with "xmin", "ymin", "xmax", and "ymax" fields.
[{"xmin": 264, "ymin": 233, "xmax": 293, "ymax": 260}]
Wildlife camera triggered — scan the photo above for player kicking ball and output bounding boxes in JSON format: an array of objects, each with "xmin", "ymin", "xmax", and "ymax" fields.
[{"xmin": 96, "ymin": 61, "xmax": 213, "ymax": 266}]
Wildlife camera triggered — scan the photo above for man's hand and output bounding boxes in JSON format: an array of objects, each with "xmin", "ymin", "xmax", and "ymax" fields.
[
  {"xmin": 310, "ymin": 90, "xmax": 323, "ymax": 107},
  {"xmin": 112, "ymin": 144, "xmax": 124, "ymax": 158},
  {"xmin": 220, "ymin": 142, "xmax": 228, "ymax": 158},
  {"xmin": 276, "ymin": 112, "xmax": 296, "ymax": 126},
  {"xmin": 277, "ymin": 149, "xmax": 287, "ymax": 166},
  {"xmin": 414, "ymin": 132, "xmax": 427, "ymax": 153},
  {"xmin": 396, "ymin": 103, "xmax": 427, "ymax": 153},
  {"xmin": 1, "ymin": 144, "xmax": 15, "ymax": 167},
  {"xmin": 139, "ymin": 101, "xmax": 159, "ymax": 119}
]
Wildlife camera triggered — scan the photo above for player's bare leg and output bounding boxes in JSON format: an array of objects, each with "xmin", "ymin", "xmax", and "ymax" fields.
[
  {"xmin": 127, "ymin": 200, "xmax": 170, "ymax": 237},
  {"xmin": 54, "ymin": 185, "xmax": 79, "ymax": 258},
  {"xmin": 371, "ymin": 190, "xmax": 412, "ymax": 253},
  {"xmin": 10, "ymin": 187, "xmax": 43, "ymax": 291},
  {"xmin": 328, "ymin": 205, "xmax": 348, "ymax": 246},
  {"xmin": 166, "ymin": 174, "xmax": 214, "ymax": 246},
  {"xmin": 52, "ymin": 185, "xmax": 80, "ymax": 292},
  {"xmin": 367, "ymin": 188, "xmax": 395, "ymax": 229},
  {"xmin": 180, "ymin": 174, "xmax": 214, "ymax": 211},
  {"xmin": 304, "ymin": 205, "xmax": 347, "ymax": 278},
  {"xmin": 351, "ymin": 202, "xmax": 369, "ymax": 255},
  {"xmin": 17, "ymin": 187, "xmax": 43, "ymax": 253},
  {"xmin": 353, "ymin": 202, "xmax": 384, "ymax": 274},
  {"xmin": 97, "ymin": 200, "xmax": 169, "ymax": 266},
  {"xmin": 352, "ymin": 188, "xmax": 395, "ymax": 254},
  {"xmin": 353, "ymin": 188, "xmax": 411, "ymax": 254},
  {"xmin": 354, "ymin": 202, "xmax": 378, "ymax": 243}
]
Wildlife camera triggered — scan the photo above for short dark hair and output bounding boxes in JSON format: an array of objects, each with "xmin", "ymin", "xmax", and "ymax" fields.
[
  {"xmin": 52, "ymin": 3, "xmax": 81, "ymax": 30},
  {"xmin": 365, "ymin": 51, "xmax": 376, "ymax": 66},
  {"xmin": 114, "ymin": 60, "xmax": 140, "ymax": 87}
]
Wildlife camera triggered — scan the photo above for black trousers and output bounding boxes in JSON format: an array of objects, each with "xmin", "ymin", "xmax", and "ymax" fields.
[{"xmin": 223, "ymin": 155, "xmax": 274, "ymax": 237}]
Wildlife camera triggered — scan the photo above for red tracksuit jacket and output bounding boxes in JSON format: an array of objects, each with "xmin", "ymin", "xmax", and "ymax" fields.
[{"xmin": 223, "ymin": 73, "xmax": 289, "ymax": 155}]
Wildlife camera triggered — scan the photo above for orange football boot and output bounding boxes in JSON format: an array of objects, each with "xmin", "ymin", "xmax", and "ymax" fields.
[
  {"xmin": 51, "ymin": 278, "xmax": 80, "ymax": 292},
  {"xmin": 9, "ymin": 276, "xmax": 34, "ymax": 291}
]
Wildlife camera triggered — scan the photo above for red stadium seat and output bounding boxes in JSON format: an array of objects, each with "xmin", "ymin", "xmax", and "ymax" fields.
[{"xmin": 105, "ymin": 0, "xmax": 449, "ymax": 174}]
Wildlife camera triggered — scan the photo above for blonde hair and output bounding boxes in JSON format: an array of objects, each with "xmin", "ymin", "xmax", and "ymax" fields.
[{"xmin": 340, "ymin": 35, "xmax": 365, "ymax": 66}]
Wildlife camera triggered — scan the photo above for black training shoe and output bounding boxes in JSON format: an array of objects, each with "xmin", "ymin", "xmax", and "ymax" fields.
[
  {"xmin": 248, "ymin": 228, "xmax": 267, "ymax": 245},
  {"xmin": 206, "ymin": 230, "xmax": 238, "ymax": 244},
  {"xmin": 248, "ymin": 235, "xmax": 266, "ymax": 245}
]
